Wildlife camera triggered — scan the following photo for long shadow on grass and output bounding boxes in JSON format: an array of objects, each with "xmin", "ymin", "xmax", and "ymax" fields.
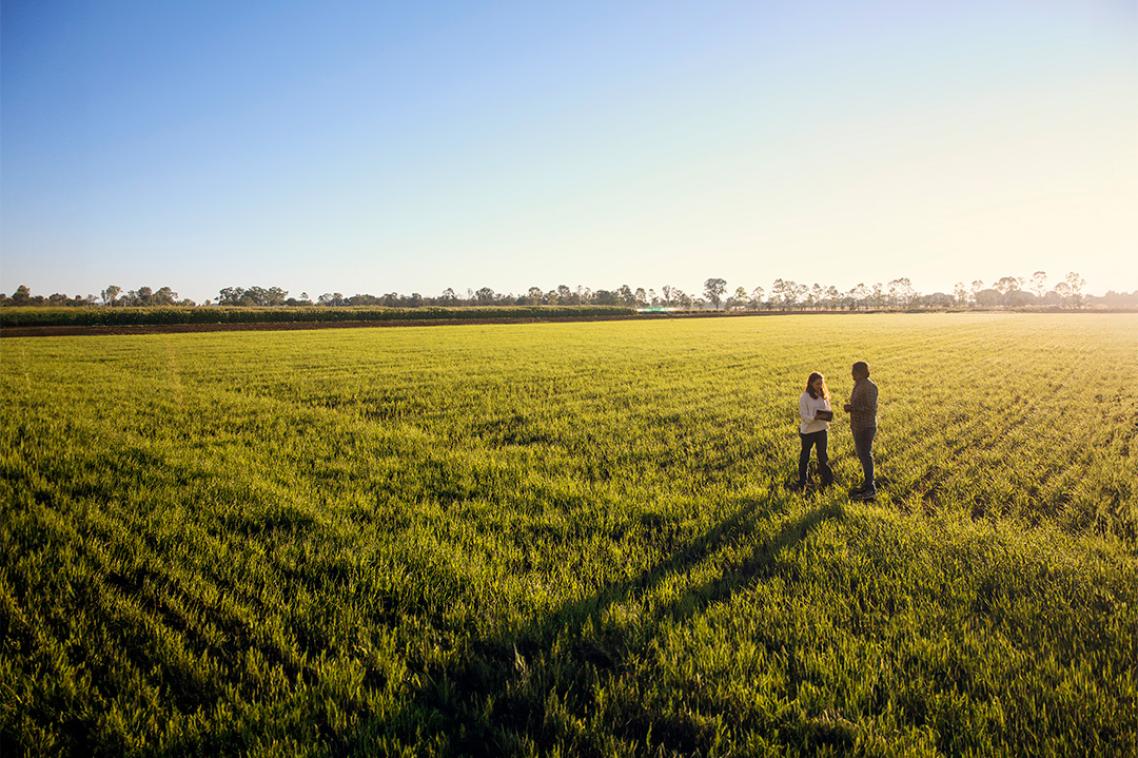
[{"xmin": 355, "ymin": 497, "xmax": 842, "ymax": 754}]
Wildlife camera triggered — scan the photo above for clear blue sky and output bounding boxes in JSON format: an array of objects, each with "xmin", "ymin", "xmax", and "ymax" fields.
[{"xmin": 2, "ymin": 1, "xmax": 1135, "ymax": 302}]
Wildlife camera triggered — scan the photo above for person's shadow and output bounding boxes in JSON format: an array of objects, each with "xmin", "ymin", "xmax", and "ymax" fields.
[{"xmin": 360, "ymin": 497, "xmax": 843, "ymax": 754}]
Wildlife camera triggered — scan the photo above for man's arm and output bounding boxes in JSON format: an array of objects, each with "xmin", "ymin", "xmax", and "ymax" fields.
[
  {"xmin": 847, "ymin": 383, "xmax": 878, "ymax": 413},
  {"xmin": 865, "ymin": 383, "xmax": 878, "ymax": 415}
]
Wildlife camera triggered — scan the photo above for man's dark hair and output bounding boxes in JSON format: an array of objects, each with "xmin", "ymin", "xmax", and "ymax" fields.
[{"xmin": 852, "ymin": 360, "xmax": 870, "ymax": 377}]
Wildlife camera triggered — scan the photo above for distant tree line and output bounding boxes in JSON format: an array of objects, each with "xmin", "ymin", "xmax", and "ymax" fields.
[
  {"xmin": 0, "ymin": 284, "xmax": 194, "ymax": 308},
  {"xmin": 2, "ymin": 271, "xmax": 1136, "ymax": 310}
]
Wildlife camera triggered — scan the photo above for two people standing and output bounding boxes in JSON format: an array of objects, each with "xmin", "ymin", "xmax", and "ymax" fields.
[{"xmin": 794, "ymin": 361, "xmax": 878, "ymax": 499}]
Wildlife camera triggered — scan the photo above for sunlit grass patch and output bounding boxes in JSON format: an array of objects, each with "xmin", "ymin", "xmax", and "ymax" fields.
[{"xmin": 2, "ymin": 314, "xmax": 1136, "ymax": 754}]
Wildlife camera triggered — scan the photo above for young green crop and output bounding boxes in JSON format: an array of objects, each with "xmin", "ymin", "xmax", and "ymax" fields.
[{"xmin": 1, "ymin": 314, "xmax": 1136, "ymax": 755}]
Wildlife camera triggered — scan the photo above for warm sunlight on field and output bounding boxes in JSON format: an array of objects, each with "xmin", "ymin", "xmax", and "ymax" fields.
[{"xmin": 2, "ymin": 314, "xmax": 1136, "ymax": 754}]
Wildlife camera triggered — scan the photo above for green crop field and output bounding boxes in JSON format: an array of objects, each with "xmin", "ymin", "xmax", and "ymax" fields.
[{"xmin": 2, "ymin": 314, "xmax": 1136, "ymax": 756}]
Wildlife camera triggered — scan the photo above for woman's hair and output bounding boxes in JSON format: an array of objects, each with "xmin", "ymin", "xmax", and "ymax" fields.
[{"xmin": 805, "ymin": 372, "xmax": 829, "ymax": 400}]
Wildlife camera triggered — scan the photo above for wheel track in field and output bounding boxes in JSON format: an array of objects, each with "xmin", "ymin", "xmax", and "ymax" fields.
[
  {"xmin": 3, "ymin": 478, "xmax": 314, "ymax": 720},
  {"xmin": 868, "ymin": 339, "xmax": 1119, "ymax": 531},
  {"xmin": 82, "ymin": 503, "xmax": 313, "ymax": 682},
  {"xmin": 852, "ymin": 351, "xmax": 1007, "ymax": 511},
  {"xmin": 2, "ymin": 498, "xmax": 223, "ymax": 727},
  {"xmin": 902, "ymin": 347, "xmax": 1131, "ymax": 534},
  {"xmin": 57, "ymin": 372, "xmax": 594, "ymax": 712},
  {"xmin": 392, "ymin": 497, "xmax": 841, "ymax": 753},
  {"xmin": 0, "ymin": 400, "xmax": 359, "ymax": 728}
]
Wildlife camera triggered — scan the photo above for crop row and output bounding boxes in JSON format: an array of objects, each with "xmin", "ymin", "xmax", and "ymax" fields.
[{"xmin": 0, "ymin": 304, "xmax": 635, "ymax": 328}]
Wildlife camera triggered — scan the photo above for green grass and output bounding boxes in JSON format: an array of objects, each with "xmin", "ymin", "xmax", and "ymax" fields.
[{"xmin": 2, "ymin": 313, "xmax": 1136, "ymax": 755}]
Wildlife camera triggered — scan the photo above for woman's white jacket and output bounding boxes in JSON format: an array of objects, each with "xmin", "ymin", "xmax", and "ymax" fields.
[{"xmin": 799, "ymin": 391, "xmax": 831, "ymax": 434}]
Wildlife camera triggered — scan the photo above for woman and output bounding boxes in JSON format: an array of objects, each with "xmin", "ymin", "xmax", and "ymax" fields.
[{"xmin": 795, "ymin": 371, "xmax": 834, "ymax": 489}]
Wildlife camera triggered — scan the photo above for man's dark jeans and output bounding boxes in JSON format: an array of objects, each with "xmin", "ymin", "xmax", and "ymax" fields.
[
  {"xmin": 798, "ymin": 430, "xmax": 833, "ymax": 485},
  {"xmin": 853, "ymin": 427, "xmax": 876, "ymax": 490}
]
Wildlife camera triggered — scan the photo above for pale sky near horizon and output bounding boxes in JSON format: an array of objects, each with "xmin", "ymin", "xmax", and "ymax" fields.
[{"xmin": 2, "ymin": 1, "xmax": 1136, "ymax": 302}]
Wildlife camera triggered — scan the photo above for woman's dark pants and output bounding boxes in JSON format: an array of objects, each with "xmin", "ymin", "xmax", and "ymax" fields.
[{"xmin": 798, "ymin": 430, "xmax": 833, "ymax": 486}]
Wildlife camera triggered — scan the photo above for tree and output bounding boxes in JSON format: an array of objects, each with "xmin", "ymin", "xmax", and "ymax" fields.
[
  {"xmin": 703, "ymin": 278, "xmax": 727, "ymax": 308},
  {"xmin": 347, "ymin": 293, "xmax": 380, "ymax": 306},
  {"xmin": 475, "ymin": 287, "xmax": 496, "ymax": 304},
  {"xmin": 810, "ymin": 283, "xmax": 825, "ymax": 308},
  {"xmin": 219, "ymin": 287, "xmax": 245, "ymax": 306},
  {"xmin": 129, "ymin": 287, "xmax": 154, "ymax": 306},
  {"xmin": 825, "ymin": 286, "xmax": 839, "ymax": 309},
  {"xmin": 526, "ymin": 286, "xmax": 543, "ymax": 305},
  {"xmin": 993, "ymin": 276, "xmax": 1021, "ymax": 301},
  {"xmin": 802, "ymin": 284, "xmax": 816, "ymax": 308},
  {"xmin": 17, "ymin": 286, "xmax": 43, "ymax": 305},
  {"xmin": 774, "ymin": 279, "xmax": 803, "ymax": 308},
  {"xmin": 1100, "ymin": 290, "xmax": 1138, "ymax": 308},
  {"xmin": 917, "ymin": 292, "xmax": 955, "ymax": 308},
  {"xmin": 870, "ymin": 283, "xmax": 885, "ymax": 308},
  {"xmin": 1053, "ymin": 281, "xmax": 1072, "ymax": 305},
  {"xmin": 661, "ymin": 285, "xmax": 675, "ymax": 307},
  {"xmin": 1030, "ymin": 271, "xmax": 1048, "ymax": 300},
  {"xmin": 1006, "ymin": 289, "xmax": 1036, "ymax": 307},
  {"xmin": 749, "ymin": 287, "xmax": 765, "ymax": 309},
  {"xmin": 887, "ymin": 277, "xmax": 915, "ymax": 308},
  {"xmin": 770, "ymin": 279, "xmax": 788, "ymax": 307},
  {"xmin": 101, "ymin": 285, "xmax": 122, "ymax": 306},
  {"xmin": 953, "ymin": 282, "xmax": 968, "ymax": 306},
  {"xmin": 634, "ymin": 287, "xmax": 648, "ymax": 307},
  {"xmin": 1064, "ymin": 272, "xmax": 1086, "ymax": 308},
  {"xmin": 152, "ymin": 286, "xmax": 178, "ymax": 305},
  {"xmin": 974, "ymin": 288, "xmax": 1002, "ymax": 307}
]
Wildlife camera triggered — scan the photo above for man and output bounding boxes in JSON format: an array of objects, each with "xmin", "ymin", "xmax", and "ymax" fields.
[{"xmin": 843, "ymin": 360, "xmax": 878, "ymax": 500}]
